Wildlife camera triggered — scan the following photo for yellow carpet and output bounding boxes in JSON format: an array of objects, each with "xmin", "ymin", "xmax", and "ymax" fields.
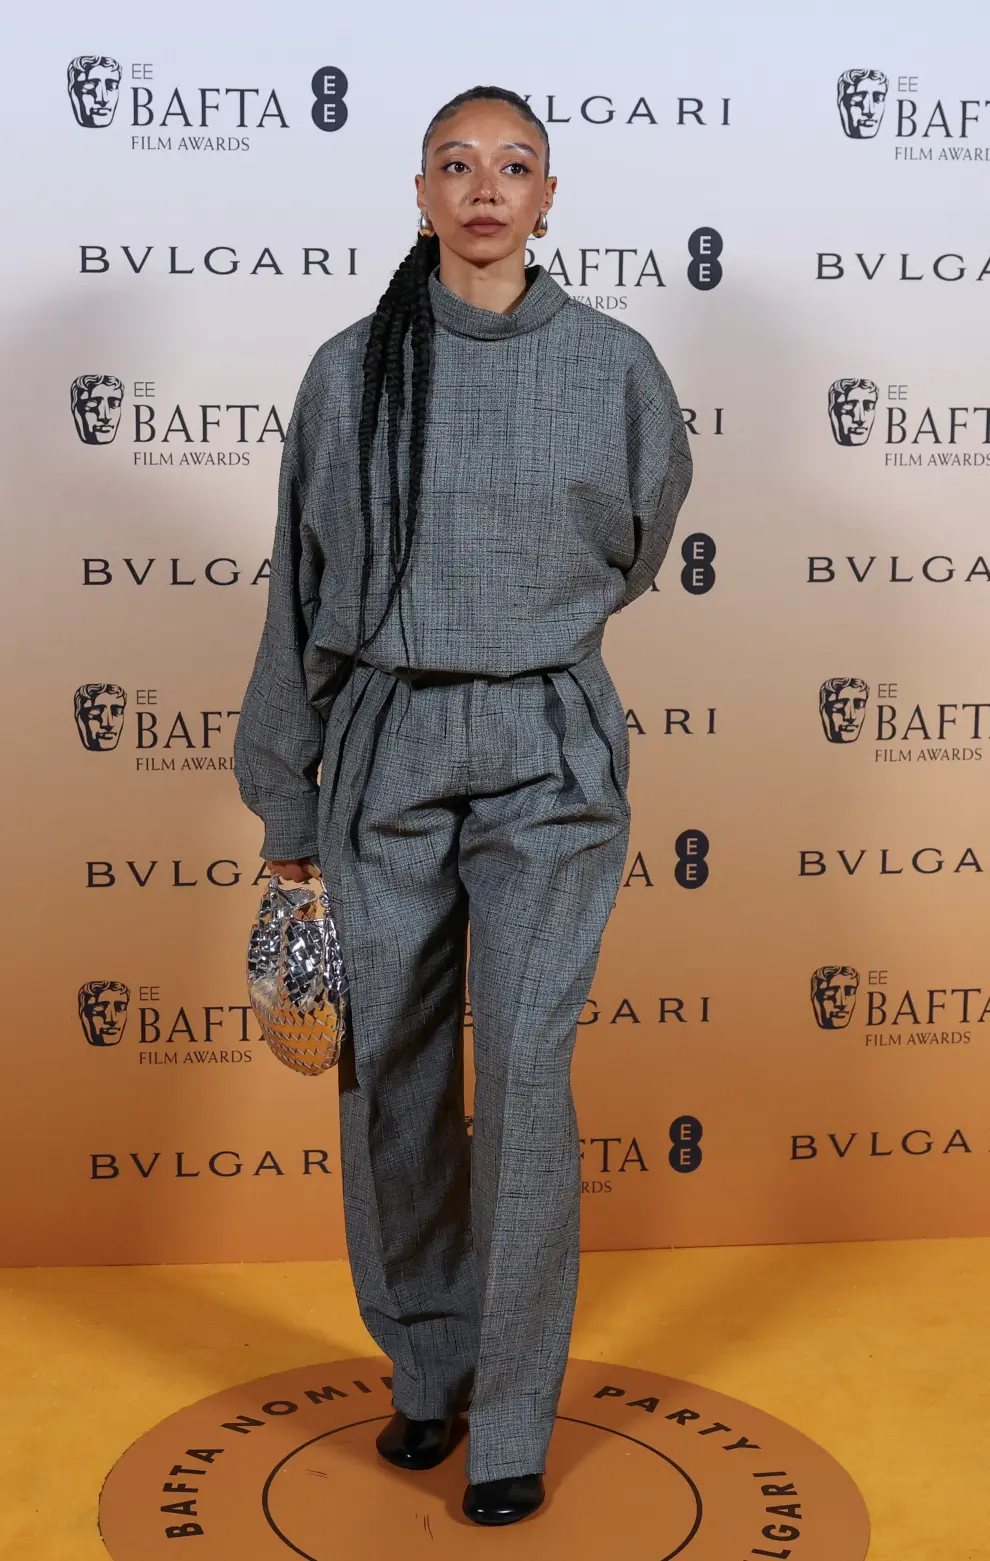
[{"xmin": 2, "ymin": 1238, "xmax": 987, "ymax": 1560}]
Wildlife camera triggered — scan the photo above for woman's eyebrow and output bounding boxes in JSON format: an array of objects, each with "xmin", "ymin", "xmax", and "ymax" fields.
[{"xmin": 431, "ymin": 139, "xmax": 539, "ymax": 158}]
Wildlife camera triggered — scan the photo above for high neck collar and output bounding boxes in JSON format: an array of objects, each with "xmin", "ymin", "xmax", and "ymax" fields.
[{"xmin": 427, "ymin": 264, "xmax": 568, "ymax": 340}]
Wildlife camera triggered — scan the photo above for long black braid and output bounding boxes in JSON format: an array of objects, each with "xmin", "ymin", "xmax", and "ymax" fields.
[{"xmin": 347, "ymin": 85, "xmax": 550, "ymax": 679}]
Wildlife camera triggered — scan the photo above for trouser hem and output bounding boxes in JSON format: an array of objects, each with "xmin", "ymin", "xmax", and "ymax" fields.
[
  {"xmin": 390, "ymin": 1360, "xmax": 475, "ymax": 1421},
  {"xmin": 464, "ymin": 1394, "xmax": 557, "ymax": 1483}
]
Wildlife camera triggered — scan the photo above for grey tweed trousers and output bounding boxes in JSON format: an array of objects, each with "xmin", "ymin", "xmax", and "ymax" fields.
[{"xmin": 317, "ymin": 646, "xmax": 630, "ymax": 1483}]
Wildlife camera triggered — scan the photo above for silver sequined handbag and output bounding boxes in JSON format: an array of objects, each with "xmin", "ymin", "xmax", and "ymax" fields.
[{"xmin": 246, "ymin": 874, "xmax": 350, "ymax": 1075}]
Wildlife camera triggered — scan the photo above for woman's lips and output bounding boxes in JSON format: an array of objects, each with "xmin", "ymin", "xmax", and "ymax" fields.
[{"xmin": 463, "ymin": 220, "xmax": 506, "ymax": 233}]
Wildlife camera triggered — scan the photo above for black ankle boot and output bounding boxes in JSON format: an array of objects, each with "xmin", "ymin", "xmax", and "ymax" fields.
[
  {"xmin": 462, "ymin": 1473, "xmax": 545, "ymax": 1525},
  {"xmin": 375, "ymin": 1410, "xmax": 457, "ymax": 1470}
]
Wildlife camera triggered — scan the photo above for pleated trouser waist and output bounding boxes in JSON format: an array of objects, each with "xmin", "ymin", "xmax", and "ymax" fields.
[
  {"xmin": 321, "ymin": 649, "xmax": 630, "ymax": 858},
  {"xmin": 368, "ymin": 661, "xmax": 578, "ymax": 689}
]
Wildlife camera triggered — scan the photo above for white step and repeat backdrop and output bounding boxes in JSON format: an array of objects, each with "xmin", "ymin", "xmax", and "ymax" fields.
[{"xmin": 4, "ymin": 0, "xmax": 990, "ymax": 1264}]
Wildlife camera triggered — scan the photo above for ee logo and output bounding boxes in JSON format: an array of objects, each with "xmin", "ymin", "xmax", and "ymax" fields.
[
  {"xmin": 311, "ymin": 67, "xmax": 349, "ymax": 131},
  {"xmin": 675, "ymin": 829, "xmax": 709, "ymax": 889},
  {"xmin": 681, "ymin": 533, "xmax": 716, "ymax": 595},
  {"xmin": 687, "ymin": 227, "xmax": 723, "ymax": 290},
  {"xmin": 669, "ymin": 1116, "xmax": 703, "ymax": 1173}
]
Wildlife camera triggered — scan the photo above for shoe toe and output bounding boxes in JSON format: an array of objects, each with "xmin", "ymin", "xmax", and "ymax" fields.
[
  {"xmin": 463, "ymin": 1473, "xmax": 545, "ymax": 1525},
  {"xmin": 375, "ymin": 1411, "xmax": 455, "ymax": 1469}
]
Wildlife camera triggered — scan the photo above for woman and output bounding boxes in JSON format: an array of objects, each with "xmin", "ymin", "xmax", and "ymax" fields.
[{"xmin": 234, "ymin": 84, "xmax": 692, "ymax": 1526}]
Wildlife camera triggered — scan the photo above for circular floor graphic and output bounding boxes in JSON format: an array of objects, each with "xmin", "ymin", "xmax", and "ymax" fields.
[{"xmin": 98, "ymin": 1356, "xmax": 870, "ymax": 1559}]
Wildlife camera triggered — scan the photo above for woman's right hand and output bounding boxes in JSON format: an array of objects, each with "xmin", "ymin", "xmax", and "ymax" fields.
[{"xmin": 267, "ymin": 858, "xmax": 320, "ymax": 883}]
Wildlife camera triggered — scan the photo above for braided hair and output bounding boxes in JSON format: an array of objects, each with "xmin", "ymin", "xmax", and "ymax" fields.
[{"xmin": 349, "ymin": 85, "xmax": 550, "ymax": 675}]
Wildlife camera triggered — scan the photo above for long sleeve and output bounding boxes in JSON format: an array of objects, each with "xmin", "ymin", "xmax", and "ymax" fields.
[
  {"xmin": 613, "ymin": 338, "xmax": 694, "ymax": 612},
  {"xmin": 233, "ymin": 354, "xmax": 328, "ymax": 862}
]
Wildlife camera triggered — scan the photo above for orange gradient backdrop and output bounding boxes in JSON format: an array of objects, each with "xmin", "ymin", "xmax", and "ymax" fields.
[{"xmin": 3, "ymin": 4, "xmax": 989, "ymax": 1263}]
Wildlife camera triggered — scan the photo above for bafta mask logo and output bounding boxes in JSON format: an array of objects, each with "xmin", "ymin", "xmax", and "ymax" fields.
[
  {"xmin": 836, "ymin": 69, "xmax": 888, "ymax": 139},
  {"xmin": 810, "ymin": 966, "xmax": 860, "ymax": 1030},
  {"xmin": 828, "ymin": 378, "xmax": 878, "ymax": 446},
  {"xmin": 74, "ymin": 683, "xmax": 127, "ymax": 751},
  {"xmin": 67, "ymin": 55, "xmax": 122, "ymax": 128},
  {"xmin": 819, "ymin": 678, "xmax": 870, "ymax": 744},
  {"xmin": 71, "ymin": 374, "xmax": 124, "ymax": 445},
  {"xmin": 78, "ymin": 980, "xmax": 130, "ymax": 1046}
]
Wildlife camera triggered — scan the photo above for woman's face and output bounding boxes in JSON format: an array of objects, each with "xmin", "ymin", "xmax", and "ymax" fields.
[{"xmin": 416, "ymin": 99, "xmax": 555, "ymax": 265}]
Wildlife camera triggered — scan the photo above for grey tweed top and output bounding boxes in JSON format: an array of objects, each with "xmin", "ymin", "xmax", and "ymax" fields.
[{"xmin": 233, "ymin": 263, "xmax": 693, "ymax": 860}]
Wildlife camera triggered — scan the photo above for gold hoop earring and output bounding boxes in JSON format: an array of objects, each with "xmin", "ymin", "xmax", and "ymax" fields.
[
  {"xmin": 532, "ymin": 212, "xmax": 548, "ymax": 239},
  {"xmin": 418, "ymin": 211, "xmax": 435, "ymax": 238}
]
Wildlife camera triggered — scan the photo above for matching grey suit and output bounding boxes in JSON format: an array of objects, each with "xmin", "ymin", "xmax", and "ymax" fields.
[{"xmin": 233, "ymin": 265, "xmax": 692, "ymax": 1482}]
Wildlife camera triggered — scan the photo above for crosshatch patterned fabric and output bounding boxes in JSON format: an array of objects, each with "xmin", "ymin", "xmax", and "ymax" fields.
[
  {"xmin": 231, "ymin": 264, "xmax": 692, "ymax": 1480},
  {"xmin": 319, "ymin": 658, "xmax": 632, "ymax": 1482},
  {"xmin": 233, "ymin": 263, "xmax": 693, "ymax": 860}
]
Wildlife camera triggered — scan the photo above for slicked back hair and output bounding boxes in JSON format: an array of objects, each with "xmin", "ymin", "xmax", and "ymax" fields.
[{"xmin": 348, "ymin": 86, "xmax": 550, "ymax": 675}]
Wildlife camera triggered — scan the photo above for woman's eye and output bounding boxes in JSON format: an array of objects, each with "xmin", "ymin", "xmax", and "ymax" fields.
[
  {"xmin": 442, "ymin": 160, "xmax": 469, "ymax": 173},
  {"xmin": 504, "ymin": 162, "xmax": 530, "ymax": 175}
]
